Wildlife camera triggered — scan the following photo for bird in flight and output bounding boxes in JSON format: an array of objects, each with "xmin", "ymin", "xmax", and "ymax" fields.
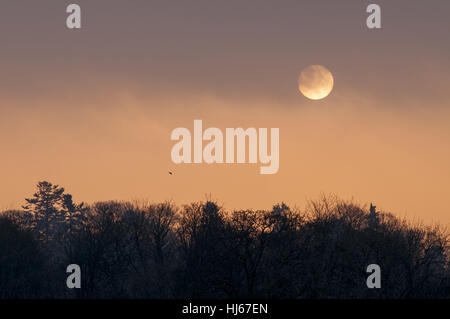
[{"xmin": 168, "ymin": 171, "xmax": 173, "ymax": 175}]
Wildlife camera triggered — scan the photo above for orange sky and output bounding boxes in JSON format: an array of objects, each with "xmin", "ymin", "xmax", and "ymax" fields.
[{"xmin": 1, "ymin": 1, "xmax": 450, "ymax": 225}]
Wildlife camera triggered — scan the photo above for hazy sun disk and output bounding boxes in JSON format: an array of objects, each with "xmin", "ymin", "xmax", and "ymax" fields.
[{"xmin": 298, "ymin": 65, "xmax": 334, "ymax": 100}]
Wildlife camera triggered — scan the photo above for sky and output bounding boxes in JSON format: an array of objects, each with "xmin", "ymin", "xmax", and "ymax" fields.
[{"xmin": 1, "ymin": 0, "xmax": 450, "ymax": 225}]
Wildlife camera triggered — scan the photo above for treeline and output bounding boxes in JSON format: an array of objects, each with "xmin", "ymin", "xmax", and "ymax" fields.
[{"xmin": 0, "ymin": 181, "xmax": 449, "ymax": 299}]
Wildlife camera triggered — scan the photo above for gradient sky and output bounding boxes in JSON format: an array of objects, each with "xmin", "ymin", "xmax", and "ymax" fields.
[{"xmin": 1, "ymin": 0, "xmax": 450, "ymax": 225}]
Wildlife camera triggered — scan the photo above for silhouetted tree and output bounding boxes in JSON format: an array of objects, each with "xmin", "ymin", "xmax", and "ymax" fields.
[
  {"xmin": 1, "ymin": 186, "xmax": 449, "ymax": 299},
  {"xmin": 22, "ymin": 181, "xmax": 65, "ymax": 242},
  {"xmin": 175, "ymin": 201, "xmax": 230, "ymax": 298},
  {"xmin": 22, "ymin": 181, "xmax": 85, "ymax": 243},
  {"xmin": 0, "ymin": 217, "xmax": 46, "ymax": 298}
]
